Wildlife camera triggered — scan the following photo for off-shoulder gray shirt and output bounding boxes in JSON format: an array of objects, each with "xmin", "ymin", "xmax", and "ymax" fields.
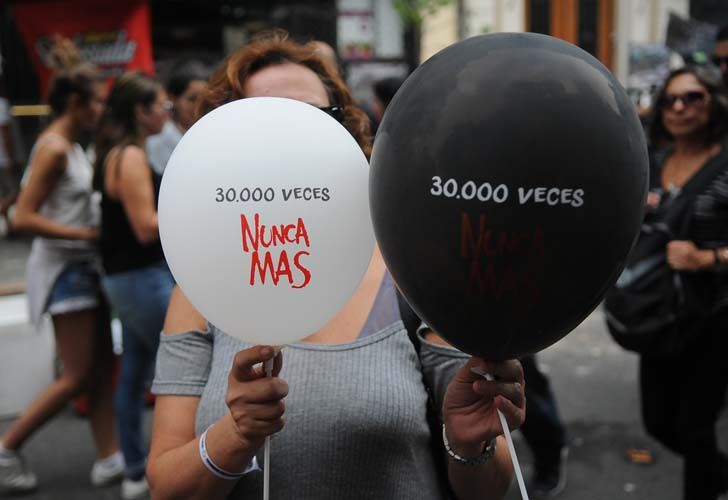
[{"xmin": 152, "ymin": 276, "xmax": 470, "ymax": 499}]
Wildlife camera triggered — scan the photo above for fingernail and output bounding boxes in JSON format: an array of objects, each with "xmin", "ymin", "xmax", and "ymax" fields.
[
  {"xmin": 514, "ymin": 383, "xmax": 522, "ymax": 392},
  {"xmin": 261, "ymin": 346, "xmax": 273, "ymax": 357}
]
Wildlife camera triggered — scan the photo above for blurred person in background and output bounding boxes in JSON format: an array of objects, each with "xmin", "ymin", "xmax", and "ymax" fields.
[
  {"xmin": 371, "ymin": 76, "xmax": 405, "ymax": 129},
  {"xmin": 93, "ymin": 71, "xmax": 175, "ymax": 499},
  {"xmin": 713, "ymin": 26, "xmax": 728, "ymax": 86},
  {"xmin": 1, "ymin": 61, "xmax": 122, "ymax": 494},
  {"xmin": 642, "ymin": 65, "xmax": 728, "ymax": 500},
  {"xmin": 0, "ymin": 77, "xmax": 20, "ymax": 233},
  {"xmin": 146, "ymin": 61, "xmax": 208, "ymax": 174},
  {"xmin": 520, "ymin": 355, "xmax": 568, "ymax": 498}
]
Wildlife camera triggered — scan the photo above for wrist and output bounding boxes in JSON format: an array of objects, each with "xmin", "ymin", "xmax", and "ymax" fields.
[
  {"xmin": 447, "ymin": 436, "xmax": 486, "ymax": 458},
  {"xmin": 715, "ymin": 247, "xmax": 728, "ymax": 267},
  {"xmin": 72, "ymin": 226, "xmax": 93, "ymax": 240},
  {"xmin": 208, "ymin": 414, "xmax": 259, "ymax": 466},
  {"xmin": 443, "ymin": 413, "xmax": 490, "ymax": 457},
  {"xmin": 200, "ymin": 423, "xmax": 258, "ymax": 480},
  {"xmin": 442, "ymin": 424, "xmax": 496, "ymax": 466},
  {"xmin": 698, "ymin": 249, "xmax": 717, "ymax": 269},
  {"xmin": 220, "ymin": 412, "xmax": 261, "ymax": 451}
]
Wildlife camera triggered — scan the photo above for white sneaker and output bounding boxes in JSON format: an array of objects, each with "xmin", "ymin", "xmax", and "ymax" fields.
[
  {"xmin": 0, "ymin": 452, "xmax": 38, "ymax": 493},
  {"xmin": 121, "ymin": 476, "xmax": 149, "ymax": 499},
  {"xmin": 90, "ymin": 451, "xmax": 124, "ymax": 486}
]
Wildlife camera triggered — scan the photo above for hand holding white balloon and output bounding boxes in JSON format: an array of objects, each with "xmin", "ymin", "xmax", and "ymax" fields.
[{"xmin": 159, "ymin": 97, "xmax": 374, "ymax": 344}]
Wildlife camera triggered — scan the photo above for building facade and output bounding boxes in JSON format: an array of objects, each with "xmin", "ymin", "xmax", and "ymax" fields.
[{"xmin": 420, "ymin": 0, "xmax": 727, "ymax": 86}]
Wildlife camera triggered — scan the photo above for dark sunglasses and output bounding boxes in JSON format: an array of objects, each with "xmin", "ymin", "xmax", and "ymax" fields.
[
  {"xmin": 657, "ymin": 91, "xmax": 708, "ymax": 110},
  {"xmin": 712, "ymin": 55, "xmax": 728, "ymax": 66},
  {"xmin": 317, "ymin": 105, "xmax": 345, "ymax": 123}
]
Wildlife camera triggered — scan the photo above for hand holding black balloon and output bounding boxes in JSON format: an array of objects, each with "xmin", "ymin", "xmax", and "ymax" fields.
[{"xmin": 370, "ymin": 33, "xmax": 648, "ymax": 498}]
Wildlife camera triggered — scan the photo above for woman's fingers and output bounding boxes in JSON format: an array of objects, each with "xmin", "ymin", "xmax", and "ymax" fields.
[
  {"xmin": 232, "ymin": 415, "xmax": 286, "ymax": 437},
  {"xmin": 473, "ymin": 379, "xmax": 525, "ymax": 409},
  {"xmin": 495, "ymin": 395, "xmax": 526, "ymax": 430},
  {"xmin": 242, "ymin": 401, "xmax": 286, "ymax": 421},
  {"xmin": 225, "ymin": 347, "xmax": 288, "ymax": 444},
  {"xmin": 231, "ymin": 346, "xmax": 278, "ymax": 382},
  {"xmin": 226, "ymin": 377, "xmax": 288, "ymax": 406},
  {"xmin": 469, "ymin": 357, "xmax": 524, "ymax": 384},
  {"xmin": 271, "ymin": 350, "xmax": 283, "ymax": 377}
]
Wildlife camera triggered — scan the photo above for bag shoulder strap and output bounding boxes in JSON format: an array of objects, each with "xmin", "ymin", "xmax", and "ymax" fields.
[
  {"xmin": 397, "ymin": 289, "xmax": 421, "ymax": 342},
  {"xmin": 396, "ymin": 290, "xmax": 454, "ymax": 499}
]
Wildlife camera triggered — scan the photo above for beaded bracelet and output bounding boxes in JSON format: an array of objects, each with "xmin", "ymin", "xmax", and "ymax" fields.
[{"xmin": 442, "ymin": 424, "xmax": 497, "ymax": 466}]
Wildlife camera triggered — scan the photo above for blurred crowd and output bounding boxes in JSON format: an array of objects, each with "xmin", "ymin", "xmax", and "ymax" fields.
[{"xmin": 0, "ymin": 24, "xmax": 727, "ymax": 500}]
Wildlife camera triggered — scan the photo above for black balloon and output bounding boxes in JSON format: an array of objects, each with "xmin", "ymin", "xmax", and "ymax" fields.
[{"xmin": 370, "ymin": 33, "xmax": 648, "ymax": 360}]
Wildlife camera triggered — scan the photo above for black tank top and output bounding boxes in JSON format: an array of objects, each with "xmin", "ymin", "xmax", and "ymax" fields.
[{"xmin": 97, "ymin": 147, "xmax": 165, "ymax": 275}]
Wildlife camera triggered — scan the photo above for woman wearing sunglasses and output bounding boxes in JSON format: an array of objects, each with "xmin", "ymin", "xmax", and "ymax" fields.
[
  {"xmin": 642, "ymin": 65, "xmax": 728, "ymax": 500},
  {"xmin": 146, "ymin": 31, "xmax": 525, "ymax": 500}
]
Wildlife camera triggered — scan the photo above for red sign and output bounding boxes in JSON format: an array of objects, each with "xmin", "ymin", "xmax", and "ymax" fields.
[{"xmin": 10, "ymin": 0, "xmax": 154, "ymax": 96}]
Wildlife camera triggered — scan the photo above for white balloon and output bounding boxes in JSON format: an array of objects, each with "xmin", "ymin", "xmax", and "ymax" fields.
[{"xmin": 159, "ymin": 97, "xmax": 374, "ymax": 344}]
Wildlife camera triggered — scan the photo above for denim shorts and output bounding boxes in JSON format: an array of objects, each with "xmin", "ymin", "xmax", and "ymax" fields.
[{"xmin": 47, "ymin": 260, "xmax": 101, "ymax": 316}]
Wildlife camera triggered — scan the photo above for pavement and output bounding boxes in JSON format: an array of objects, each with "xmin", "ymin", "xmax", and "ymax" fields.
[{"xmin": 1, "ymin": 236, "xmax": 726, "ymax": 500}]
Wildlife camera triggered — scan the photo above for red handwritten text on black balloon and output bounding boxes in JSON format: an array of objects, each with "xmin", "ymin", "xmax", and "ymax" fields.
[{"xmin": 460, "ymin": 211, "xmax": 544, "ymax": 302}]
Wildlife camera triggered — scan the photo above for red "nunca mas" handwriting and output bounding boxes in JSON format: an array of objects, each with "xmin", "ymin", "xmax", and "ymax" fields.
[
  {"xmin": 460, "ymin": 211, "xmax": 544, "ymax": 303},
  {"xmin": 240, "ymin": 213, "xmax": 312, "ymax": 289}
]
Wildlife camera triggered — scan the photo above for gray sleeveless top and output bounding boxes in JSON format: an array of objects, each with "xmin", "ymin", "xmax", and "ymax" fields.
[
  {"xmin": 22, "ymin": 133, "xmax": 100, "ymax": 325},
  {"xmin": 152, "ymin": 274, "xmax": 470, "ymax": 499},
  {"xmin": 23, "ymin": 133, "xmax": 99, "ymax": 250}
]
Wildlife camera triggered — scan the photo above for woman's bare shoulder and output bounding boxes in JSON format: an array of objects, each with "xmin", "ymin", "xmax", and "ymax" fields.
[{"xmin": 163, "ymin": 286, "xmax": 208, "ymax": 335}]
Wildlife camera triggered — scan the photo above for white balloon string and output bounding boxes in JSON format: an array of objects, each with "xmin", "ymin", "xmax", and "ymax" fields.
[
  {"xmin": 472, "ymin": 368, "xmax": 530, "ymax": 500},
  {"xmin": 263, "ymin": 357, "xmax": 274, "ymax": 500}
]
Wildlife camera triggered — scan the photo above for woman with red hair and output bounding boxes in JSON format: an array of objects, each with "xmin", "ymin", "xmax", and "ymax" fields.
[{"xmin": 147, "ymin": 32, "xmax": 525, "ymax": 500}]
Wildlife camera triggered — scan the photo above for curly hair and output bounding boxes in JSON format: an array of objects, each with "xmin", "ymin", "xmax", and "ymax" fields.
[
  {"xmin": 649, "ymin": 65, "xmax": 728, "ymax": 147},
  {"xmin": 198, "ymin": 31, "xmax": 372, "ymax": 157}
]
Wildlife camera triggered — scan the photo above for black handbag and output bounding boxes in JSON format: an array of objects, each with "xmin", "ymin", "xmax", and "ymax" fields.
[{"xmin": 604, "ymin": 148, "xmax": 728, "ymax": 356}]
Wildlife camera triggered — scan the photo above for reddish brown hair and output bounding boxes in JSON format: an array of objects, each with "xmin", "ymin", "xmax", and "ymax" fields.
[{"xmin": 199, "ymin": 31, "xmax": 372, "ymax": 157}]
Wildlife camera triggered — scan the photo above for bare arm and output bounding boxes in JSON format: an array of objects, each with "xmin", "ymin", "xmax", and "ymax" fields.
[
  {"xmin": 13, "ymin": 139, "xmax": 96, "ymax": 240},
  {"xmin": 147, "ymin": 290, "xmax": 287, "ymax": 500},
  {"xmin": 446, "ymin": 399, "xmax": 518, "ymax": 500},
  {"xmin": 108, "ymin": 146, "xmax": 159, "ymax": 245},
  {"xmin": 148, "ymin": 396, "xmax": 250, "ymax": 500},
  {"xmin": 424, "ymin": 332, "xmax": 522, "ymax": 500},
  {"xmin": 666, "ymin": 240, "xmax": 724, "ymax": 271}
]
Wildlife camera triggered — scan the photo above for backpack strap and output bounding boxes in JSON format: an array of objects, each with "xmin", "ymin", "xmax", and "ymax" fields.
[
  {"xmin": 396, "ymin": 290, "xmax": 454, "ymax": 499},
  {"xmin": 397, "ymin": 289, "xmax": 421, "ymax": 339}
]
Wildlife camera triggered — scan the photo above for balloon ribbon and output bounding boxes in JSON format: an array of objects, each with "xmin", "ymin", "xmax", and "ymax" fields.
[
  {"xmin": 262, "ymin": 346, "xmax": 283, "ymax": 500},
  {"xmin": 472, "ymin": 368, "xmax": 530, "ymax": 500},
  {"xmin": 263, "ymin": 356, "xmax": 273, "ymax": 500}
]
